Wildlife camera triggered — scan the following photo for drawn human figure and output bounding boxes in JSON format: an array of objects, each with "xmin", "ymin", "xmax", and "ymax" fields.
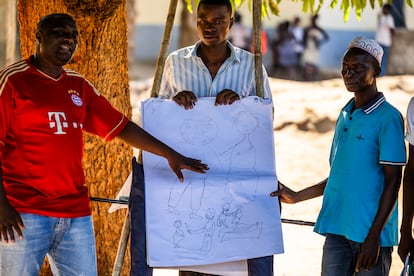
[
  {"xmin": 217, "ymin": 205, "xmax": 263, "ymax": 242},
  {"xmin": 222, "ymin": 111, "xmax": 259, "ymax": 202},
  {"xmin": 173, "ymin": 220, "xmax": 185, "ymax": 248},
  {"xmin": 186, "ymin": 208, "xmax": 216, "ymax": 253},
  {"xmin": 217, "ymin": 202, "xmax": 233, "ymax": 228},
  {"xmin": 168, "ymin": 117, "xmax": 218, "ymax": 218}
]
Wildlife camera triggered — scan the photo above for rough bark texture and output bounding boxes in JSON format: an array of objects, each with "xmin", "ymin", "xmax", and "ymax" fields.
[{"xmin": 18, "ymin": 1, "xmax": 132, "ymax": 275}]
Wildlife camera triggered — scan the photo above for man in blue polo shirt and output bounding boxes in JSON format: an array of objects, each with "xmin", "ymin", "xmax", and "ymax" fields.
[{"xmin": 271, "ymin": 37, "xmax": 406, "ymax": 275}]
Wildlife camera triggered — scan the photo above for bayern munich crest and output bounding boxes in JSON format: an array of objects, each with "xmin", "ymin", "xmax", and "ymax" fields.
[{"xmin": 71, "ymin": 94, "xmax": 83, "ymax": 106}]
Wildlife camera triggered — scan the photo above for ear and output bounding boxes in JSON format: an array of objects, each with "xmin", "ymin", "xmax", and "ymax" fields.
[
  {"xmin": 35, "ymin": 30, "xmax": 41, "ymax": 42},
  {"xmin": 229, "ymin": 16, "xmax": 234, "ymax": 29}
]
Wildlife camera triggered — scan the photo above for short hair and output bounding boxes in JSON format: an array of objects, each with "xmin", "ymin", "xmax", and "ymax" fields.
[
  {"xmin": 37, "ymin": 13, "xmax": 76, "ymax": 32},
  {"xmin": 383, "ymin": 3, "xmax": 392, "ymax": 10},
  {"xmin": 234, "ymin": 11, "xmax": 242, "ymax": 23},
  {"xmin": 197, "ymin": 0, "xmax": 233, "ymax": 15}
]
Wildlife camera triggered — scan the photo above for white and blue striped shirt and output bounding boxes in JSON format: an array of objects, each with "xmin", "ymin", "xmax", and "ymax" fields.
[{"xmin": 158, "ymin": 41, "xmax": 272, "ymax": 100}]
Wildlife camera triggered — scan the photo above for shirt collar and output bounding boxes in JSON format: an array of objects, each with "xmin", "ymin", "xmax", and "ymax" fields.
[
  {"xmin": 344, "ymin": 92, "xmax": 386, "ymax": 114},
  {"xmin": 186, "ymin": 40, "xmax": 240, "ymax": 63}
]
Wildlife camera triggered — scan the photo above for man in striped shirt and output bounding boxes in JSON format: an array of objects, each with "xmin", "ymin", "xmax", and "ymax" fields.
[
  {"xmin": 158, "ymin": 2, "xmax": 272, "ymax": 106},
  {"xmin": 129, "ymin": 0, "xmax": 275, "ymax": 275},
  {"xmin": 159, "ymin": 0, "xmax": 274, "ymax": 275}
]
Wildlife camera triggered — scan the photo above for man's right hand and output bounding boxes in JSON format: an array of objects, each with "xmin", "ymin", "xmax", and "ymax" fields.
[
  {"xmin": 173, "ymin": 91, "xmax": 197, "ymax": 110},
  {"xmin": 166, "ymin": 151, "xmax": 209, "ymax": 182},
  {"xmin": 270, "ymin": 182, "xmax": 299, "ymax": 204},
  {"xmin": 398, "ymin": 226, "xmax": 414, "ymax": 262},
  {"xmin": 0, "ymin": 202, "xmax": 24, "ymax": 243}
]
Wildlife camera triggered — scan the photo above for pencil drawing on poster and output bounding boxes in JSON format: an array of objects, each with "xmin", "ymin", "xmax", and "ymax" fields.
[{"xmin": 142, "ymin": 97, "xmax": 283, "ymax": 267}]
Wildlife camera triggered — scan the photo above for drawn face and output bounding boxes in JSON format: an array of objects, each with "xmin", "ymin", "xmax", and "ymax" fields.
[
  {"xmin": 173, "ymin": 220, "xmax": 182, "ymax": 228},
  {"xmin": 205, "ymin": 208, "xmax": 215, "ymax": 219},
  {"xmin": 180, "ymin": 117, "xmax": 218, "ymax": 145},
  {"xmin": 222, "ymin": 203, "xmax": 230, "ymax": 212},
  {"xmin": 235, "ymin": 111, "xmax": 257, "ymax": 134}
]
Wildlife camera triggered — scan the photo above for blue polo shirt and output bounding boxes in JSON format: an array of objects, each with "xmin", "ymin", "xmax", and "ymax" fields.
[{"xmin": 314, "ymin": 93, "xmax": 406, "ymax": 246}]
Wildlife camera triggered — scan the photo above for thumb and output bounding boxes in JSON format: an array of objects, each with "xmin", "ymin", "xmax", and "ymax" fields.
[
  {"xmin": 174, "ymin": 168, "xmax": 184, "ymax": 182},
  {"xmin": 269, "ymin": 191, "xmax": 280, "ymax": 197}
]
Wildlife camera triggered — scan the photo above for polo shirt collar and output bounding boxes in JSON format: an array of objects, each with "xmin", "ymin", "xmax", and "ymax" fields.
[
  {"xmin": 344, "ymin": 92, "xmax": 385, "ymax": 115},
  {"xmin": 186, "ymin": 40, "xmax": 240, "ymax": 63}
]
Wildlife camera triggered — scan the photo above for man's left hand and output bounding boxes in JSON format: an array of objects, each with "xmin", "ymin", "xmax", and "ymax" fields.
[
  {"xmin": 398, "ymin": 229, "xmax": 414, "ymax": 262},
  {"xmin": 215, "ymin": 89, "xmax": 240, "ymax": 106},
  {"xmin": 355, "ymin": 235, "xmax": 380, "ymax": 272}
]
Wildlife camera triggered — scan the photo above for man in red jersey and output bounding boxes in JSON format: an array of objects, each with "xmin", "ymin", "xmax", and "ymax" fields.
[{"xmin": 0, "ymin": 13, "xmax": 208, "ymax": 275}]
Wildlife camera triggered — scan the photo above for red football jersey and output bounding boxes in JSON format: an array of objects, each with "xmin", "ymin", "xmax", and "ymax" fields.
[{"xmin": 0, "ymin": 57, "xmax": 129, "ymax": 217}]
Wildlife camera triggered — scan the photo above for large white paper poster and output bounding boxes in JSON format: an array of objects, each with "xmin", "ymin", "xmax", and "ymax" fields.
[{"xmin": 142, "ymin": 96, "xmax": 283, "ymax": 267}]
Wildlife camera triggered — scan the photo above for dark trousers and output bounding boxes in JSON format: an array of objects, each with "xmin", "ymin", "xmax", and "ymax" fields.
[{"xmin": 129, "ymin": 158, "xmax": 152, "ymax": 276}]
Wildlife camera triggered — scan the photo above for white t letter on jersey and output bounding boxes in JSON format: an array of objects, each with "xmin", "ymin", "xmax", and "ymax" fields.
[{"xmin": 48, "ymin": 112, "xmax": 68, "ymax": 134}]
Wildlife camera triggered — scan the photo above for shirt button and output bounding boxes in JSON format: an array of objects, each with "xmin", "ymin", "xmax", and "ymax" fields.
[
  {"xmin": 349, "ymin": 117, "xmax": 353, "ymax": 120},
  {"xmin": 344, "ymin": 128, "xmax": 348, "ymax": 131}
]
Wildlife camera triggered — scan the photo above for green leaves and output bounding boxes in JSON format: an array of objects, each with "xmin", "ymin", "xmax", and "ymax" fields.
[
  {"xmin": 184, "ymin": 0, "xmax": 412, "ymax": 21},
  {"xmin": 183, "ymin": 0, "xmax": 193, "ymax": 13}
]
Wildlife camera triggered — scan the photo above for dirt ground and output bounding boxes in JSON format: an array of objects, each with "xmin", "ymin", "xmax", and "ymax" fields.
[{"xmin": 128, "ymin": 61, "xmax": 414, "ymax": 276}]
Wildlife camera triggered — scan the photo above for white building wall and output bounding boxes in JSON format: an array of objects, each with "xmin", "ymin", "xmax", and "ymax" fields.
[{"xmin": 132, "ymin": 0, "xmax": 414, "ymax": 72}]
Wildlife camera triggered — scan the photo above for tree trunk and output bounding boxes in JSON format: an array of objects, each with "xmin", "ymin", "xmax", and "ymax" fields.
[
  {"xmin": 179, "ymin": 0, "xmax": 198, "ymax": 48},
  {"xmin": 18, "ymin": 1, "xmax": 132, "ymax": 275}
]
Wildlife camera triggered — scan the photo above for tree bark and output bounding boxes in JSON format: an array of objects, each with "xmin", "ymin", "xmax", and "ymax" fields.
[{"xmin": 18, "ymin": 1, "xmax": 132, "ymax": 275}]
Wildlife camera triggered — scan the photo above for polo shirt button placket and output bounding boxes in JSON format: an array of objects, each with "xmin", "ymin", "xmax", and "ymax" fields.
[{"xmin": 344, "ymin": 115, "xmax": 352, "ymax": 131}]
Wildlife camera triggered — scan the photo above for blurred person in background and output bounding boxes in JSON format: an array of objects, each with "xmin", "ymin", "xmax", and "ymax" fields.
[
  {"xmin": 301, "ymin": 14, "xmax": 329, "ymax": 81},
  {"xmin": 375, "ymin": 4, "xmax": 395, "ymax": 76},
  {"xmin": 228, "ymin": 11, "xmax": 250, "ymax": 50}
]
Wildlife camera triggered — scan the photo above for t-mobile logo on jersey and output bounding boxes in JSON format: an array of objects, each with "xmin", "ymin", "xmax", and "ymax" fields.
[
  {"xmin": 48, "ymin": 112, "xmax": 83, "ymax": 134},
  {"xmin": 48, "ymin": 112, "xmax": 84, "ymax": 134},
  {"xmin": 49, "ymin": 112, "xmax": 68, "ymax": 134}
]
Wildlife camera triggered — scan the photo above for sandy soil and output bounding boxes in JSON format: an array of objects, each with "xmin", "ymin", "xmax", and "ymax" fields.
[{"xmin": 128, "ymin": 62, "xmax": 414, "ymax": 276}]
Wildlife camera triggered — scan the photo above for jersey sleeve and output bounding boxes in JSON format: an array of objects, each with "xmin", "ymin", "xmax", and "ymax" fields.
[{"xmin": 83, "ymin": 87, "xmax": 129, "ymax": 142}]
